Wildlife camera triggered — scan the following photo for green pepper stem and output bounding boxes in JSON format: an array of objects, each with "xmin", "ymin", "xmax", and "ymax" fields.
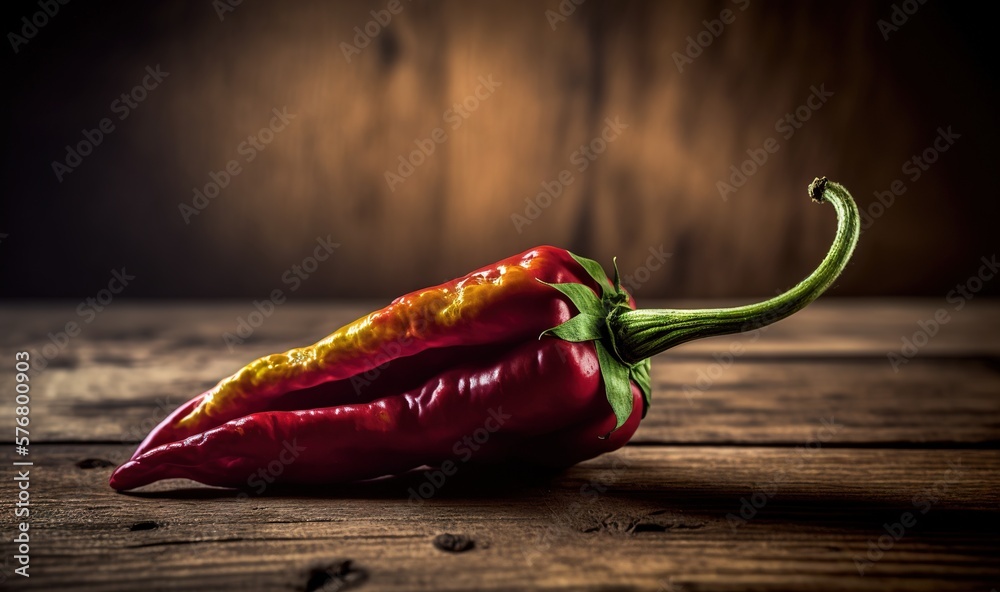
[{"xmin": 609, "ymin": 177, "xmax": 860, "ymax": 364}]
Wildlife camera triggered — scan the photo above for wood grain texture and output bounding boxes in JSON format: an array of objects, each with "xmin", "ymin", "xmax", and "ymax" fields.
[
  {"xmin": 0, "ymin": 302, "xmax": 997, "ymax": 590},
  {"xmin": 1, "ymin": 301, "xmax": 997, "ymax": 443},
  {"xmin": 9, "ymin": 2, "xmax": 995, "ymax": 301},
  {"xmin": 1, "ymin": 445, "xmax": 997, "ymax": 591}
]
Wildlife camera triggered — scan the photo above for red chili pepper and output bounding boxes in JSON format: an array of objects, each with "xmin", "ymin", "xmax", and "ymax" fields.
[{"xmin": 110, "ymin": 177, "xmax": 858, "ymax": 491}]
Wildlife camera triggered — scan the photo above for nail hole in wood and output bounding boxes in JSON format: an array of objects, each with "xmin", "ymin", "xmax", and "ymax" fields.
[
  {"xmin": 305, "ymin": 560, "xmax": 368, "ymax": 592},
  {"xmin": 76, "ymin": 458, "xmax": 115, "ymax": 469},
  {"xmin": 433, "ymin": 533, "xmax": 475, "ymax": 553}
]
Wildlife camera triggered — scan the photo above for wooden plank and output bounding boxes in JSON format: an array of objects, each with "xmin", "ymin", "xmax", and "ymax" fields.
[
  {"xmin": 14, "ymin": 1, "xmax": 985, "ymax": 303},
  {"xmin": 0, "ymin": 302, "xmax": 997, "ymax": 444},
  {"xmin": 2, "ymin": 444, "xmax": 997, "ymax": 590},
  {"xmin": 6, "ymin": 356, "xmax": 999, "ymax": 447},
  {"xmin": 2, "ymin": 300, "xmax": 999, "ymax": 358},
  {"xmin": 636, "ymin": 356, "xmax": 1000, "ymax": 444}
]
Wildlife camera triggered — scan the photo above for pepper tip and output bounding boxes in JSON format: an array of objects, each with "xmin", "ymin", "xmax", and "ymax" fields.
[{"xmin": 109, "ymin": 461, "xmax": 139, "ymax": 491}]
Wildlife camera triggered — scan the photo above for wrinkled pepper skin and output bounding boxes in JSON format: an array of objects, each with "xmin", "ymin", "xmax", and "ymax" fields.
[
  {"xmin": 111, "ymin": 339, "xmax": 642, "ymax": 490},
  {"xmin": 112, "ymin": 177, "xmax": 861, "ymax": 491},
  {"xmin": 130, "ymin": 246, "xmax": 611, "ymax": 459},
  {"xmin": 112, "ymin": 246, "xmax": 642, "ymax": 490}
]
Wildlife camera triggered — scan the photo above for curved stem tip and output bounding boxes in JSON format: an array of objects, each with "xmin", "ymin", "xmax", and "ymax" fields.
[{"xmin": 610, "ymin": 176, "xmax": 860, "ymax": 364}]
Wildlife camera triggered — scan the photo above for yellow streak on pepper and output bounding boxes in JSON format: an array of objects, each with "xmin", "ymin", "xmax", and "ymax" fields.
[{"xmin": 179, "ymin": 255, "xmax": 550, "ymax": 427}]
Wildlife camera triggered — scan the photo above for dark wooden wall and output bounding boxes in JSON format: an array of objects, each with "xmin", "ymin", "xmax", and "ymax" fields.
[{"xmin": 2, "ymin": 0, "xmax": 996, "ymax": 299}]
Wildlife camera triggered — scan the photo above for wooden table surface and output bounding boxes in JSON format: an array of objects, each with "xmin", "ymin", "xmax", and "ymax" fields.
[{"xmin": 1, "ymin": 300, "xmax": 998, "ymax": 591}]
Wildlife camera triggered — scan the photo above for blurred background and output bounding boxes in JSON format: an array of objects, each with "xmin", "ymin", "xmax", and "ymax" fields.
[{"xmin": 2, "ymin": 0, "xmax": 997, "ymax": 300}]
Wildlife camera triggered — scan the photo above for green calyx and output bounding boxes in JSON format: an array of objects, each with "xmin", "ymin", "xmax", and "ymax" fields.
[{"xmin": 539, "ymin": 252, "xmax": 653, "ymax": 435}]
